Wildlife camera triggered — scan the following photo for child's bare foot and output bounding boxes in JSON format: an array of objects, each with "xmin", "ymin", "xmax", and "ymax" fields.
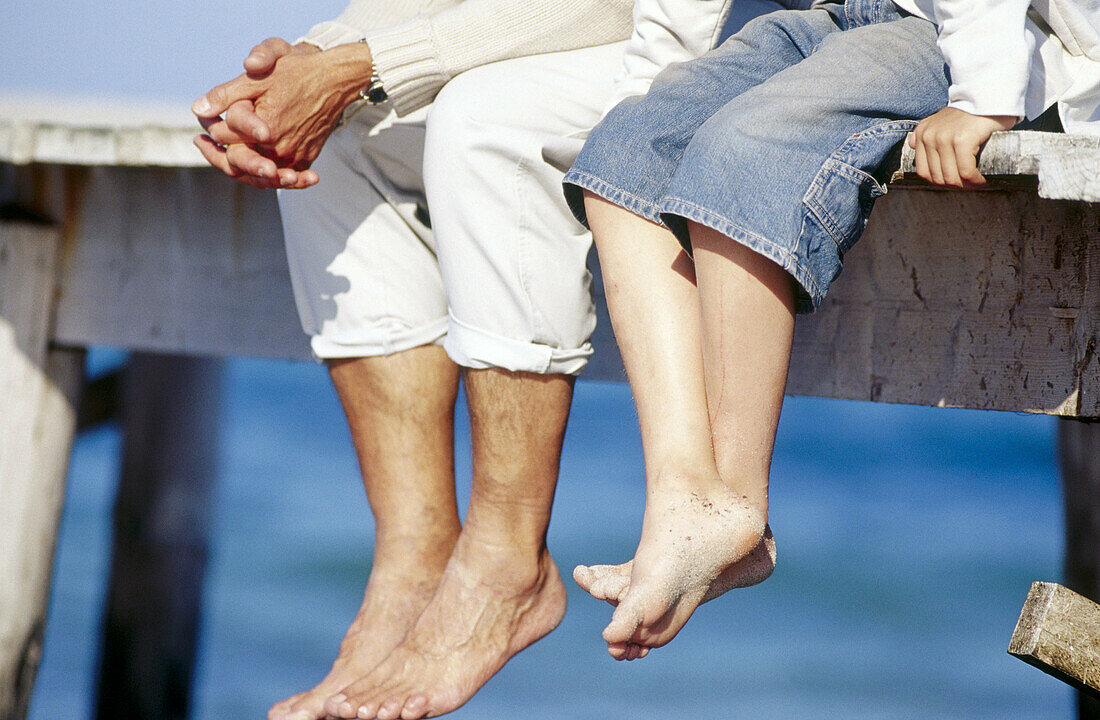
[
  {"xmin": 580, "ymin": 475, "xmax": 766, "ymax": 660},
  {"xmin": 322, "ymin": 537, "xmax": 567, "ymax": 720},
  {"xmin": 573, "ymin": 524, "xmax": 776, "ymax": 607}
]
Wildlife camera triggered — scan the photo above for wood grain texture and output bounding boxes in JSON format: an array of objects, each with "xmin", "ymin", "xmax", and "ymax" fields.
[
  {"xmin": 0, "ymin": 95, "xmax": 204, "ymax": 168},
  {"xmin": 0, "ymin": 221, "xmax": 83, "ymax": 720},
  {"xmin": 789, "ymin": 189, "xmax": 1100, "ymax": 416},
  {"xmin": 9, "ymin": 164, "xmax": 1100, "ymax": 413},
  {"xmin": 898, "ymin": 131, "xmax": 1100, "ymax": 202},
  {"xmin": 1009, "ymin": 581, "xmax": 1100, "ymax": 699},
  {"xmin": 44, "ymin": 165, "xmax": 313, "ymax": 361},
  {"xmin": 3, "ymin": 128, "xmax": 1100, "ymax": 414}
]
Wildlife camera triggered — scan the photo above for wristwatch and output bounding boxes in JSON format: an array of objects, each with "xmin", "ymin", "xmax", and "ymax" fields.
[{"xmin": 358, "ymin": 39, "xmax": 388, "ymax": 104}]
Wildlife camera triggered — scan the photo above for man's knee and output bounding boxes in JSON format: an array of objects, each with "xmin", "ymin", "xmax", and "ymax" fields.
[{"xmin": 423, "ymin": 63, "xmax": 541, "ymax": 182}]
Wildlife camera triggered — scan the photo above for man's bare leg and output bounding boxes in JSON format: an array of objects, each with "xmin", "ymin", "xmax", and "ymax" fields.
[
  {"xmin": 575, "ymin": 194, "xmax": 774, "ymax": 660},
  {"xmin": 269, "ymin": 346, "xmax": 462, "ymax": 720},
  {"xmin": 324, "ymin": 368, "xmax": 572, "ymax": 720}
]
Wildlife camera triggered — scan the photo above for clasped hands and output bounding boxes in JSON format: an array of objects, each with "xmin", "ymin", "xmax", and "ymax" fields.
[{"xmin": 193, "ymin": 37, "xmax": 374, "ymax": 190}]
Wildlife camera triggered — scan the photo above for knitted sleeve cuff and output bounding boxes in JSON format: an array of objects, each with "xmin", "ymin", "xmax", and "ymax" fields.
[{"xmin": 363, "ymin": 17, "xmax": 449, "ymax": 116}]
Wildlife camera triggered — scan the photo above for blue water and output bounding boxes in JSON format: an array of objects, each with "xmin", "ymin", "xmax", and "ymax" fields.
[
  {"xmin": 3, "ymin": 1, "xmax": 1075, "ymax": 716},
  {"xmin": 29, "ymin": 352, "xmax": 1072, "ymax": 720}
]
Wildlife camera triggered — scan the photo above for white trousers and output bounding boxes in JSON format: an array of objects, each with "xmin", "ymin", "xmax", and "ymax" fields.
[{"xmin": 278, "ymin": 41, "xmax": 627, "ymax": 375}]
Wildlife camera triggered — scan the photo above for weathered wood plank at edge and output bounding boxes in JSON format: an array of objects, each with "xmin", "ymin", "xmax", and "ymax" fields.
[
  {"xmin": 5, "ymin": 146, "xmax": 1100, "ymax": 415},
  {"xmin": 0, "ymin": 220, "xmax": 84, "ymax": 720},
  {"xmin": 1009, "ymin": 581, "xmax": 1100, "ymax": 699},
  {"xmin": 789, "ymin": 188, "xmax": 1100, "ymax": 416}
]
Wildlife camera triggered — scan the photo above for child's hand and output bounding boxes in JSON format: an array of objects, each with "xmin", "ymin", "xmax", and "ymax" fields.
[{"xmin": 908, "ymin": 108, "xmax": 1017, "ymax": 187}]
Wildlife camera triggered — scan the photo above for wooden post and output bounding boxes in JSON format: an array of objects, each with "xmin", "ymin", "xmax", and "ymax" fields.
[
  {"xmin": 93, "ymin": 352, "xmax": 223, "ymax": 720},
  {"xmin": 1009, "ymin": 582, "xmax": 1100, "ymax": 699},
  {"xmin": 0, "ymin": 221, "xmax": 84, "ymax": 720},
  {"xmin": 1059, "ymin": 418, "xmax": 1100, "ymax": 719}
]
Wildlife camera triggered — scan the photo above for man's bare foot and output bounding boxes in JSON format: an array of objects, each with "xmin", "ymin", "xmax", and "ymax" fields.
[
  {"xmin": 266, "ymin": 564, "xmax": 445, "ymax": 720},
  {"xmin": 322, "ymin": 539, "xmax": 567, "ymax": 720},
  {"xmin": 574, "ymin": 525, "xmax": 776, "ymax": 607},
  {"xmin": 579, "ymin": 475, "xmax": 766, "ymax": 660}
]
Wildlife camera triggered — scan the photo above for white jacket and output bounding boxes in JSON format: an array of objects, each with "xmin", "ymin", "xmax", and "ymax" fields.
[
  {"xmin": 894, "ymin": 0, "xmax": 1100, "ymax": 134},
  {"xmin": 611, "ymin": 0, "xmax": 1100, "ymax": 134}
]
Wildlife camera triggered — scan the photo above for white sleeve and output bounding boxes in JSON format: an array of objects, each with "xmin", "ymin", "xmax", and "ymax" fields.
[
  {"xmin": 933, "ymin": 0, "xmax": 1034, "ymax": 118},
  {"xmin": 601, "ymin": 0, "xmax": 736, "ymax": 113}
]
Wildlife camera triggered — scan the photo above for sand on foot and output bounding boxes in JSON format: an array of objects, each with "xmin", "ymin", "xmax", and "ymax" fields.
[{"xmin": 577, "ymin": 485, "xmax": 768, "ymax": 660}]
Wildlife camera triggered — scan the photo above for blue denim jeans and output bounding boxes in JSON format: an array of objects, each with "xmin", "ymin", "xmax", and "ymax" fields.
[{"xmin": 564, "ymin": 0, "xmax": 949, "ymax": 312}]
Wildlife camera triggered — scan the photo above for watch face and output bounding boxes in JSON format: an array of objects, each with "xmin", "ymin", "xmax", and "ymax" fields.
[{"xmin": 367, "ymin": 85, "xmax": 388, "ymax": 104}]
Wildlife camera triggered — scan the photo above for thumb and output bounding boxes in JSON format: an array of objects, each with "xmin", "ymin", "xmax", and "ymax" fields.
[{"xmin": 243, "ymin": 37, "xmax": 294, "ymax": 76}]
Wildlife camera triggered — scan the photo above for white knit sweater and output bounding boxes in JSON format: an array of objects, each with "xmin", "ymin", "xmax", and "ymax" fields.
[{"xmin": 300, "ymin": 0, "xmax": 634, "ymax": 116}]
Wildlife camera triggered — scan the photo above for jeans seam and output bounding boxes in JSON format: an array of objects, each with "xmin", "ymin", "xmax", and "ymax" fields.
[{"xmin": 803, "ymin": 119, "xmax": 921, "ymax": 248}]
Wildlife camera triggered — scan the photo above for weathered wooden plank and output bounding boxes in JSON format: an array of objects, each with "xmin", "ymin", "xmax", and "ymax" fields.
[
  {"xmin": 789, "ymin": 189, "xmax": 1100, "ymax": 416},
  {"xmin": 1059, "ymin": 419, "xmax": 1100, "ymax": 719},
  {"xmin": 0, "ymin": 96, "xmax": 203, "ymax": 168},
  {"xmin": 1009, "ymin": 581, "xmax": 1100, "ymax": 699},
  {"xmin": 8, "ymin": 163, "xmax": 1100, "ymax": 414},
  {"xmin": 42, "ymin": 165, "xmax": 312, "ymax": 361},
  {"xmin": 94, "ymin": 353, "xmax": 221, "ymax": 720},
  {"xmin": 0, "ymin": 221, "xmax": 84, "ymax": 720},
  {"xmin": 897, "ymin": 130, "xmax": 1100, "ymax": 202}
]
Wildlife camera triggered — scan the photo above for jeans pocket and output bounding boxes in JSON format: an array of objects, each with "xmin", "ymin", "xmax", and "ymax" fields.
[{"xmin": 801, "ymin": 119, "xmax": 917, "ymax": 253}]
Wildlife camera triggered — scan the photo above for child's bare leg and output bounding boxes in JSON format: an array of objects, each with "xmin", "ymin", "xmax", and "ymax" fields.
[
  {"xmin": 580, "ymin": 193, "xmax": 770, "ymax": 660},
  {"xmin": 268, "ymin": 347, "xmax": 462, "ymax": 720},
  {"xmin": 689, "ymin": 220, "xmax": 794, "ymax": 521}
]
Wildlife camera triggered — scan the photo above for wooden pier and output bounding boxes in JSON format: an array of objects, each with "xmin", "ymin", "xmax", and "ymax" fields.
[{"xmin": 1, "ymin": 97, "xmax": 1099, "ymax": 719}]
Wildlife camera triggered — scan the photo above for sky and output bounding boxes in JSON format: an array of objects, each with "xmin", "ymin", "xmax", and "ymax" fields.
[{"xmin": 0, "ymin": 0, "xmax": 345, "ymax": 103}]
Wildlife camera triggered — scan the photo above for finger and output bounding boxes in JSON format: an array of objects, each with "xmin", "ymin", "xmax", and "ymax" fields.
[
  {"xmin": 276, "ymin": 167, "xmax": 304, "ymax": 188},
  {"xmin": 937, "ymin": 139, "xmax": 964, "ymax": 188},
  {"xmin": 225, "ymin": 99, "xmax": 271, "ymax": 142},
  {"xmin": 225, "ymin": 143, "xmax": 279, "ymax": 183},
  {"xmin": 194, "ymin": 134, "xmax": 240, "ymax": 177},
  {"xmin": 199, "ymin": 116, "xmax": 254, "ymax": 146},
  {"xmin": 913, "ymin": 137, "xmax": 931, "ymax": 183},
  {"xmin": 192, "ymin": 76, "xmax": 261, "ymax": 118},
  {"xmin": 955, "ymin": 139, "xmax": 986, "ymax": 186},
  {"xmin": 923, "ymin": 137, "xmax": 946, "ymax": 185},
  {"xmin": 274, "ymin": 168, "xmax": 320, "ymax": 191},
  {"xmin": 194, "ymin": 136, "xmax": 271, "ymax": 189},
  {"xmin": 907, "ymin": 130, "xmax": 917, "ymax": 149},
  {"xmin": 244, "ymin": 37, "xmax": 294, "ymax": 75},
  {"xmin": 296, "ymin": 169, "xmax": 320, "ymax": 188}
]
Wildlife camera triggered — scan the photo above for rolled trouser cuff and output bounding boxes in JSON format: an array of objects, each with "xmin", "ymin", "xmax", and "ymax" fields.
[
  {"xmin": 309, "ymin": 316, "xmax": 449, "ymax": 360},
  {"xmin": 444, "ymin": 312, "xmax": 592, "ymax": 376}
]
